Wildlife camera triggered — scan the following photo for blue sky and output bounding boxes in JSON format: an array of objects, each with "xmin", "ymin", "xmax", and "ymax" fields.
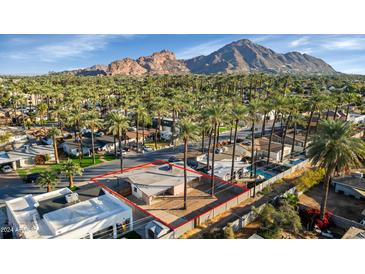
[{"xmin": 1, "ymin": 34, "xmax": 365, "ymax": 75}]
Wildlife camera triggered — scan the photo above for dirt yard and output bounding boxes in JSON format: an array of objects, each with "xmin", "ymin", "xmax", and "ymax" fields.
[
  {"xmin": 132, "ymin": 182, "xmax": 243, "ymax": 228},
  {"xmin": 299, "ymin": 183, "xmax": 365, "ymax": 222}
]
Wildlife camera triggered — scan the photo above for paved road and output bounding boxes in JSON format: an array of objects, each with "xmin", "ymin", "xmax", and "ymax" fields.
[{"xmin": 0, "ymin": 123, "xmax": 280, "ymax": 204}]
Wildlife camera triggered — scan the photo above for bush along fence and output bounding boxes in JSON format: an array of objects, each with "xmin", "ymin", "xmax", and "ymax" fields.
[{"xmin": 224, "ymin": 185, "xmax": 298, "ymax": 233}]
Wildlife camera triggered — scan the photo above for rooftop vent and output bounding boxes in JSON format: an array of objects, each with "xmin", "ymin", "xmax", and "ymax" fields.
[{"xmin": 65, "ymin": 193, "xmax": 79, "ymax": 204}]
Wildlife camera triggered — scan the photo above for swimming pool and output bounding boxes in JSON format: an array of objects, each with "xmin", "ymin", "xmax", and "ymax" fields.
[
  {"xmin": 288, "ymin": 158, "xmax": 305, "ymax": 166},
  {"xmin": 247, "ymin": 167, "xmax": 274, "ymax": 179}
]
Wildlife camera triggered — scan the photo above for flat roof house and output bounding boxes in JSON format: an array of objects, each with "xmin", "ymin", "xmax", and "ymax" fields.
[
  {"xmin": 332, "ymin": 176, "xmax": 365, "ymax": 200},
  {"xmin": 5, "ymin": 186, "xmax": 133, "ymax": 239},
  {"xmin": 0, "ymin": 144, "xmax": 54, "ymax": 170},
  {"xmin": 241, "ymin": 137, "xmax": 291, "ymax": 162},
  {"xmin": 119, "ymin": 164, "xmax": 202, "ymax": 205}
]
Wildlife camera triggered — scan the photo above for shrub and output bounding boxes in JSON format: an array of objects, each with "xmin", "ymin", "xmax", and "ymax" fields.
[
  {"xmin": 224, "ymin": 224, "xmax": 235, "ymax": 239},
  {"xmin": 256, "ymin": 201, "xmax": 302, "ymax": 238},
  {"xmin": 295, "ymin": 168, "xmax": 325, "ymax": 192}
]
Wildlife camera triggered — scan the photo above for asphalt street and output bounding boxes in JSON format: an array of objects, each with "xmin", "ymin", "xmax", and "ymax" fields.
[{"xmin": 0, "ymin": 124, "xmax": 280, "ymax": 204}]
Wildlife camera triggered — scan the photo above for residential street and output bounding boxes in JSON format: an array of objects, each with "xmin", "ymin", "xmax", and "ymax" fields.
[{"xmin": 0, "ymin": 125, "xmax": 278, "ymax": 204}]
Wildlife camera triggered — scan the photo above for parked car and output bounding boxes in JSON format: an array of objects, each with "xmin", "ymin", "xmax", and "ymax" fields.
[
  {"xmin": 214, "ymin": 147, "xmax": 224, "ymax": 154},
  {"xmin": 143, "ymin": 146, "xmax": 153, "ymax": 152},
  {"xmin": 25, "ymin": 173, "xmax": 41, "ymax": 184},
  {"xmin": 1, "ymin": 165, "xmax": 13, "ymax": 173},
  {"xmin": 168, "ymin": 156, "xmax": 179, "ymax": 163},
  {"xmin": 117, "ymin": 149, "xmax": 127, "ymax": 155}
]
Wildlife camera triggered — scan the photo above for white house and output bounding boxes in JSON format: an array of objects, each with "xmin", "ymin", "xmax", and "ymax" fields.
[
  {"xmin": 5, "ymin": 187, "xmax": 133, "ymax": 239},
  {"xmin": 119, "ymin": 163, "xmax": 202, "ymax": 205},
  {"xmin": 0, "ymin": 144, "xmax": 54, "ymax": 170},
  {"xmin": 347, "ymin": 112, "xmax": 365, "ymax": 124}
]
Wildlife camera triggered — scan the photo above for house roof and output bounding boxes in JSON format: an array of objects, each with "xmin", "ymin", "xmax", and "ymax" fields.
[
  {"xmin": 6, "ymin": 187, "xmax": 131, "ymax": 238},
  {"xmin": 209, "ymin": 159, "xmax": 250, "ymax": 178},
  {"xmin": 119, "ymin": 164, "xmax": 201, "ymax": 197},
  {"xmin": 125, "ymin": 129, "xmax": 156, "ymax": 140},
  {"xmin": 0, "ymin": 144, "xmax": 54, "ymax": 165},
  {"xmin": 62, "ymin": 135, "xmax": 115, "ymax": 149},
  {"xmin": 333, "ymin": 176, "xmax": 365, "ymax": 191},
  {"xmin": 240, "ymin": 137, "xmax": 284, "ymax": 153}
]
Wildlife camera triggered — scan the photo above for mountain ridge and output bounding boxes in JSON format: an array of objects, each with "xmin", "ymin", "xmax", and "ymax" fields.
[{"xmin": 64, "ymin": 38, "xmax": 338, "ymax": 76}]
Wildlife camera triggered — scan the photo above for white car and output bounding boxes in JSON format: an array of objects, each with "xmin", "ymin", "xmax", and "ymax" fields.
[
  {"xmin": 143, "ymin": 146, "xmax": 153, "ymax": 152},
  {"xmin": 1, "ymin": 165, "xmax": 13, "ymax": 173}
]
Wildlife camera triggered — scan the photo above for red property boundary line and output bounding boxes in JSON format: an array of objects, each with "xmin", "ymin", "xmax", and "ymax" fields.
[{"xmin": 90, "ymin": 160, "xmax": 249, "ymax": 231}]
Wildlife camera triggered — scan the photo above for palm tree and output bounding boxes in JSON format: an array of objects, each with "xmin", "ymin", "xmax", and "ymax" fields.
[
  {"xmin": 47, "ymin": 127, "xmax": 61, "ymax": 164},
  {"xmin": 308, "ymin": 120, "xmax": 365, "ymax": 219},
  {"xmin": 35, "ymin": 171, "xmax": 58, "ymax": 192},
  {"xmin": 266, "ymin": 94, "xmax": 284, "ymax": 165},
  {"xmin": 303, "ymin": 93, "xmax": 326, "ymax": 151},
  {"xmin": 230, "ymin": 103, "xmax": 248, "ymax": 181},
  {"xmin": 206, "ymin": 104, "xmax": 225, "ymax": 196},
  {"xmin": 59, "ymin": 159, "xmax": 84, "ymax": 189},
  {"xmin": 178, "ymin": 118, "xmax": 199, "ymax": 209},
  {"xmin": 247, "ymin": 98, "xmax": 262, "ymax": 177},
  {"xmin": 36, "ymin": 102, "xmax": 48, "ymax": 125},
  {"xmin": 135, "ymin": 105, "xmax": 148, "ymax": 153},
  {"xmin": 83, "ymin": 111, "xmax": 104, "ymax": 165},
  {"xmin": 107, "ymin": 112, "xmax": 129, "ymax": 171}
]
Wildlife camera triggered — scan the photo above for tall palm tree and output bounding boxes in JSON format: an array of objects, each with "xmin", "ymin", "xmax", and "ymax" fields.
[
  {"xmin": 36, "ymin": 102, "xmax": 48, "ymax": 125},
  {"xmin": 247, "ymin": 98, "xmax": 262, "ymax": 177},
  {"xmin": 308, "ymin": 120, "xmax": 365, "ymax": 219},
  {"xmin": 47, "ymin": 127, "xmax": 61, "ymax": 164},
  {"xmin": 303, "ymin": 93, "xmax": 326, "ymax": 151},
  {"xmin": 107, "ymin": 112, "xmax": 129, "ymax": 171},
  {"xmin": 59, "ymin": 159, "xmax": 84, "ymax": 189},
  {"xmin": 83, "ymin": 111, "xmax": 104, "ymax": 165},
  {"xmin": 135, "ymin": 105, "xmax": 148, "ymax": 153},
  {"xmin": 230, "ymin": 103, "xmax": 248, "ymax": 181},
  {"xmin": 178, "ymin": 118, "xmax": 199, "ymax": 209},
  {"xmin": 206, "ymin": 104, "xmax": 225, "ymax": 196},
  {"xmin": 35, "ymin": 171, "xmax": 58, "ymax": 193}
]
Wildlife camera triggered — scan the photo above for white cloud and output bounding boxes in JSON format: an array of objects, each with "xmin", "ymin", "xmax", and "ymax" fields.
[
  {"xmin": 290, "ymin": 36, "xmax": 309, "ymax": 47},
  {"xmin": 36, "ymin": 35, "xmax": 110, "ymax": 61},
  {"xmin": 322, "ymin": 38, "xmax": 365, "ymax": 50},
  {"xmin": 176, "ymin": 39, "xmax": 231, "ymax": 59},
  {"xmin": 250, "ymin": 35, "xmax": 274, "ymax": 43},
  {"xmin": 4, "ymin": 35, "xmax": 113, "ymax": 62}
]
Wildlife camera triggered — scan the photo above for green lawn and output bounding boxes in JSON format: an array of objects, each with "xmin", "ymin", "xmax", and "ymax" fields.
[
  {"xmin": 104, "ymin": 154, "xmax": 118, "ymax": 161},
  {"xmin": 144, "ymin": 140, "xmax": 170, "ymax": 149},
  {"xmin": 219, "ymin": 127, "xmax": 230, "ymax": 133},
  {"xmin": 16, "ymin": 155, "xmax": 102, "ymax": 177}
]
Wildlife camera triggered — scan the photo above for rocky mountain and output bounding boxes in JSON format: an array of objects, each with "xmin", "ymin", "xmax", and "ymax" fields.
[
  {"xmin": 72, "ymin": 50, "xmax": 189, "ymax": 76},
  {"xmin": 185, "ymin": 39, "xmax": 337, "ymax": 74},
  {"xmin": 68, "ymin": 39, "xmax": 337, "ymax": 76}
]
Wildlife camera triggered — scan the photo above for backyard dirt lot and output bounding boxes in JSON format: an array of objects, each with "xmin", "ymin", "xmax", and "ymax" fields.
[
  {"xmin": 299, "ymin": 183, "xmax": 365, "ymax": 222},
  {"xmin": 129, "ymin": 181, "xmax": 243, "ymax": 228}
]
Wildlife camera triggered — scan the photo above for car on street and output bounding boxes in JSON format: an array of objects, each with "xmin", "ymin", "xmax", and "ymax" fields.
[
  {"xmin": 25, "ymin": 173, "xmax": 41, "ymax": 184},
  {"xmin": 168, "ymin": 156, "xmax": 179, "ymax": 163},
  {"xmin": 143, "ymin": 146, "xmax": 153, "ymax": 152},
  {"xmin": 1, "ymin": 165, "xmax": 13, "ymax": 173}
]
